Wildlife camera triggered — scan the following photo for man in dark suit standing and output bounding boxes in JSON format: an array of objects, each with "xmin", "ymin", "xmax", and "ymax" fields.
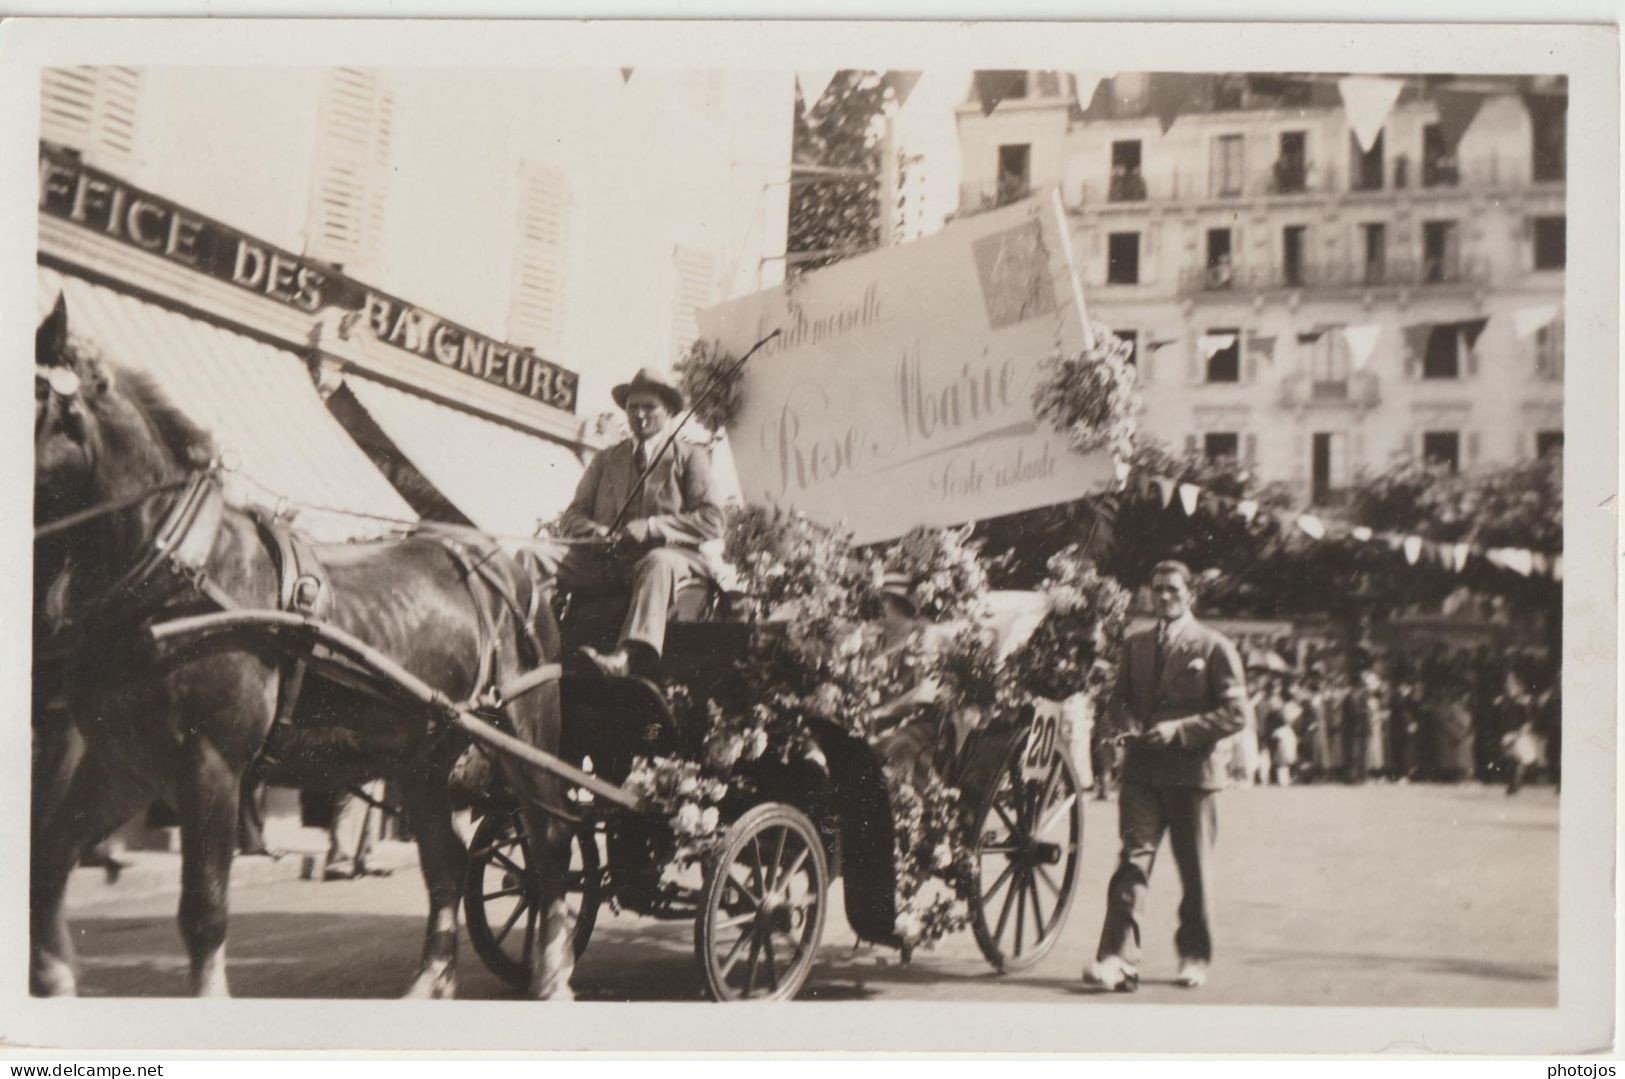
[
  {"xmin": 557, "ymin": 367, "xmax": 723, "ymax": 679},
  {"xmin": 1084, "ymin": 560, "xmax": 1251, "ymax": 992}
]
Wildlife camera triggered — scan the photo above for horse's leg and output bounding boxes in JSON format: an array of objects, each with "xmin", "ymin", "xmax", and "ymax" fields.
[
  {"xmin": 175, "ymin": 737, "xmax": 241, "ymax": 997},
  {"xmin": 519, "ymin": 803, "xmax": 577, "ymax": 1002},
  {"xmin": 30, "ymin": 749, "xmax": 149, "ymax": 996},
  {"xmin": 399, "ymin": 765, "xmax": 466, "ymax": 1000}
]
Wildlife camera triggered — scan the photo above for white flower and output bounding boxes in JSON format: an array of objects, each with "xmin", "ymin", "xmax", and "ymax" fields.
[
  {"xmin": 708, "ymin": 735, "xmax": 744, "ymax": 770},
  {"xmin": 932, "ymin": 843, "xmax": 954, "ymax": 869},
  {"xmin": 699, "ymin": 806, "xmax": 720, "ymax": 834},
  {"xmin": 677, "ymin": 775, "xmax": 700, "ymax": 797},
  {"xmin": 674, "ymin": 803, "xmax": 704, "ymax": 836},
  {"xmin": 744, "ymin": 730, "xmax": 769, "ymax": 760},
  {"xmin": 894, "ymin": 910, "xmax": 923, "ymax": 941},
  {"xmin": 704, "ymin": 779, "xmax": 730, "ymax": 802}
]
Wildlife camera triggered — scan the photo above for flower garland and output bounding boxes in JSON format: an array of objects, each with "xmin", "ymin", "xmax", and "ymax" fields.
[
  {"xmin": 887, "ymin": 769, "xmax": 973, "ymax": 946},
  {"xmin": 673, "ymin": 339, "xmax": 745, "ymax": 435},
  {"xmin": 883, "ymin": 525, "xmax": 991, "ymax": 622},
  {"xmin": 1031, "ymin": 320, "xmax": 1140, "ymax": 464},
  {"xmin": 622, "ymin": 753, "xmax": 731, "ymax": 871},
  {"xmin": 1004, "ymin": 544, "xmax": 1130, "ymax": 704}
]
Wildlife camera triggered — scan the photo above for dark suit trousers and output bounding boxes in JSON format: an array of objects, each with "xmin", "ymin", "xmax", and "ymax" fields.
[
  {"xmin": 1097, "ymin": 780, "xmax": 1218, "ymax": 967},
  {"xmin": 556, "ymin": 545, "xmax": 707, "ymax": 657}
]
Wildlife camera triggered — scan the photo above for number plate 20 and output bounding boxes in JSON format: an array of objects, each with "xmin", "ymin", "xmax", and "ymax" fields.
[{"xmin": 1021, "ymin": 699, "xmax": 1070, "ymax": 782}]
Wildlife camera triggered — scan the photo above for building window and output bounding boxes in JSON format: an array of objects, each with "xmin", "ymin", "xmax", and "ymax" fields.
[
  {"xmin": 1113, "ymin": 328, "xmax": 1139, "ymax": 367},
  {"xmin": 1110, "ymin": 140, "xmax": 1146, "ymax": 201},
  {"xmin": 1307, "ymin": 330, "xmax": 1351, "ymax": 397},
  {"xmin": 1211, "ymin": 134, "xmax": 1246, "ymax": 197},
  {"xmin": 1274, "ymin": 131, "xmax": 1308, "ymax": 193},
  {"xmin": 1536, "ymin": 431, "xmax": 1564, "ymax": 458},
  {"xmin": 307, "ymin": 68, "xmax": 396, "ymax": 269},
  {"xmin": 1529, "ymin": 95, "xmax": 1566, "ymax": 182},
  {"xmin": 1204, "ymin": 431, "xmax": 1240, "ymax": 462},
  {"xmin": 1533, "ymin": 216, "xmax": 1566, "ymax": 270},
  {"xmin": 1422, "ymin": 326, "xmax": 1461, "ymax": 379},
  {"xmin": 1422, "ymin": 124, "xmax": 1459, "ymax": 187},
  {"xmin": 508, "ymin": 161, "xmax": 571, "ymax": 353},
  {"xmin": 1422, "ymin": 430, "xmax": 1461, "ymax": 473},
  {"xmin": 1534, "ymin": 319, "xmax": 1565, "ymax": 381},
  {"xmin": 1311, "ymin": 432, "xmax": 1349, "ymax": 505},
  {"xmin": 1204, "ymin": 327, "xmax": 1241, "ymax": 382},
  {"xmin": 40, "ymin": 67, "xmax": 144, "ymax": 168},
  {"xmin": 1282, "ymin": 225, "xmax": 1307, "ymax": 287},
  {"xmin": 996, "ymin": 143, "xmax": 1031, "ymax": 206},
  {"xmin": 1205, "ymin": 229, "xmax": 1233, "ymax": 288},
  {"xmin": 1107, "ymin": 232, "xmax": 1140, "ymax": 285},
  {"xmin": 1350, "ymin": 131, "xmax": 1385, "ymax": 191},
  {"xmin": 1422, "ymin": 220, "xmax": 1460, "ymax": 283},
  {"xmin": 1361, "ymin": 223, "xmax": 1388, "ymax": 284}
]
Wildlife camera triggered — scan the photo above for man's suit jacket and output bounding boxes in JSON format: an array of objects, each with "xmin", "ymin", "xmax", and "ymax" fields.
[
  {"xmin": 1108, "ymin": 613, "xmax": 1251, "ymax": 789},
  {"xmin": 559, "ymin": 438, "xmax": 723, "ymax": 549}
]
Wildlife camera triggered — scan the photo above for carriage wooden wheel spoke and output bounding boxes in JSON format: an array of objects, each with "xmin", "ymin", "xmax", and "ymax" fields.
[
  {"xmin": 463, "ymin": 810, "xmax": 603, "ymax": 992},
  {"xmin": 697, "ymin": 803, "xmax": 828, "ymax": 1002},
  {"xmin": 969, "ymin": 726, "xmax": 1086, "ymax": 973}
]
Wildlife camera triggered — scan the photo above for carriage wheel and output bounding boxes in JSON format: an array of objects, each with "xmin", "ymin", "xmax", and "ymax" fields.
[
  {"xmin": 695, "ymin": 802, "xmax": 828, "ymax": 1002},
  {"xmin": 463, "ymin": 810, "xmax": 602, "ymax": 991},
  {"xmin": 969, "ymin": 734, "xmax": 1084, "ymax": 973}
]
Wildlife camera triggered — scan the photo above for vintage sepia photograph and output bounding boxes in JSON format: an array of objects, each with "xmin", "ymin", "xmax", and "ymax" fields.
[{"xmin": 2, "ymin": 16, "xmax": 1616, "ymax": 1056}]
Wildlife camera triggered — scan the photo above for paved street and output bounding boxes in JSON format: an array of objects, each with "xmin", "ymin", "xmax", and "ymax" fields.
[{"xmin": 63, "ymin": 783, "xmax": 1557, "ymax": 1007}]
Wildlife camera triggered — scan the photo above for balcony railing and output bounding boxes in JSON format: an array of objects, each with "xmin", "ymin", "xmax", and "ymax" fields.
[
  {"xmin": 1108, "ymin": 169, "xmax": 1148, "ymax": 202},
  {"xmin": 1280, "ymin": 372, "xmax": 1380, "ymax": 409},
  {"xmin": 1179, "ymin": 257, "xmax": 1488, "ymax": 294}
]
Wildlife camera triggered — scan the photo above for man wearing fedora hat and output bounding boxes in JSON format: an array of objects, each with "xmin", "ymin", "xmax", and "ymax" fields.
[{"xmin": 557, "ymin": 367, "xmax": 723, "ymax": 679}]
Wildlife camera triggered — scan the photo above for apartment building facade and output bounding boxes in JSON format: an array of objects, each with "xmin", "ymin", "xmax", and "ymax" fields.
[{"xmin": 956, "ymin": 72, "xmax": 1566, "ymax": 506}]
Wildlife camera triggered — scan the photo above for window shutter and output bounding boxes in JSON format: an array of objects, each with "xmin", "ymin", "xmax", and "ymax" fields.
[
  {"xmin": 1140, "ymin": 225, "xmax": 1158, "ymax": 285},
  {"xmin": 1466, "ymin": 430, "xmax": 1480, "ymax": 464},
  {"xmin": 1085, "ymin": 229, "xmax": 1107, "ymax": 287},
  {"xmin": 1187, "ymin": 339, "xmax": 1202, "ymax": 384},
  {"xmin": 508, "ymin": 162, "xmax": 571, "ymax": 354},
  {"xmin": 671, "ymin": 244, "xmax": 717, "ymax": 361},
  {"xmin": 307, "ymin": 68, "xmax": 395, "ymax": 268},
  {"xmin": 1462, "ymin": 330, "xmax": 1478, "ymax": 377},
  {"xmin": 1243, "ymin": 330, "xmax": 1258, "ymax": 383},
  {"xmin": 1292, "ymin": 432, "xmax": 1309, "ymax": 484},
  {"xmin": 1185, "ymin": 434, "xmax": 1199, "ymax": 456},
  {"xmin": 1243, "ymin": 432, "xmax": 1258, "ymax": 463},
  {"xmin": 41, "ymin": 66, "xmax": 143, "ymax": 166}
]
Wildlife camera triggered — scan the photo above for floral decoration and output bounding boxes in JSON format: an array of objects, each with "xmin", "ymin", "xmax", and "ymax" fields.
[
  {"xmin": 673, "ymin": 339, "xmax": 745, "ymax": 435},
  {"xmin": 1004, "ymin": 544, "xmax": 1130, "ymax": 704},
  {"xmin": 1031, "ymin": 320, "xmax": 1141, "ymax": 464}
]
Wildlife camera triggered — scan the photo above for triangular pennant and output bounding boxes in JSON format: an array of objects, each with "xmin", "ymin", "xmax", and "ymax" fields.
[
  {"xmin": 883, "ymin": 70, "xmax": 922, "ymax": 108},
  {"xmin": 1198, "ymin": 332, "xmax": 1237, "ymax": 359},
  {"xmin": 1247, "ymin": 335, "xmax": 1277, "ymax": 365},
  {"xmin": 1403, "ymin": 535, "xmax": 1424, "ymax": 565},
  {"xmin": 797, "ymin": 70, "xmax": 838, "ymax": 109},
  {"xmin": 1342, "ymin": 323, "xmax": 1383, "ymax": 372},
  {"xmin": 1153, "ymin": 476, "xmax": 1176, "ymax": 508},
  {"xmin": 1114, "ymin": 459, "xmax": 1133, "ymax": 485},
  {"xmin": 1531, "ymin": 552, "xmax": 1550, "ymax": 576},
  {"xmin": 1457, "ymin": 316, "xmax": 1489, "ymax": 350},
  {"xmin": 1509, "ymin": 549, "xmax": 1534, "ymax": 577},
  {"xmin": 1452, "ymin": 542, "xmax": 1472, "ymax": 572},
  {"xmin": 1296, "ymin": 327, "xmax": 1328, "ymax": 345},
  {"xmin": 1148, "ymin": 335, "xmax": 1182, "ymax": 352},
  {"xmin": 1552, "ymin": 555, "xmax": 1564, "ymax": 582},
  {"xmin": 1236, "ymin": 499, "xmax": 1259, "ymax": 523},
  {"xmin": 1352, "ymin": 526, "xmax": 1374, "ymax": 543},
  {"xmin": 1296, "ymin": 514, "xmax": 1326, "ymax": 540},
  {"xmin": 620, "ymin": 68, "xmax": 634, "ymax": 84},
  {"xmin": 1070, "ymin": 72, "xmax": 1107, "ymax": 112},
  {"xmin": 1434, "ymin": 88, "xmax": 1488, "ymax": 153},
  {"xmin": 1338, "ymin": 76, "xmax": 1405, "ymax": 153},
  {"xmin": 1146, "ymin": 72, "xmax": 1211, "ymax": 135},
  {"xmin": 1514, "ymin": 305, "xmax": 1560, "ymax": 339},
  {"xmin": 973, "ymin": 70, "xmax": 1028, "ymax": 117},
  {"xmin": 1177, "ymin": 483, "xmax": 1200, "ymax": 516},
  {"xmin": 1484, "ymin": 548, "xmax": 1509, "ymax": 572}
]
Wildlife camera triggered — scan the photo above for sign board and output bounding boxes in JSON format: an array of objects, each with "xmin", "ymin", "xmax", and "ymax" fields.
[
  {"xmin": 38, "ymin": 143, "xmax": 578, "ymax": 412},
  {"xmin": 697, "ymin": 190, "xmax": 1112, "ymax": 544}
]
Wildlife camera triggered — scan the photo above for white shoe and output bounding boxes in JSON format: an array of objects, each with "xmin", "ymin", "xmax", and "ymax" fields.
[
  {"xmin": 1175, "ymin": 959, "xmax": 1208, "ymax": 988},
  {"xmin": 1083, "ymin": 955, "xmax": 1139, "ymax": 992}
]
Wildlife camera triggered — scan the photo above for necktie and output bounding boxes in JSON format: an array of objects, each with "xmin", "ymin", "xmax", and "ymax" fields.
[
  {"xmin": 1152, "ymin": 620, "xmax": 1169, "ymax": 689},
  {"xmin": 633, "ymin": 440, "xmax": 650, "ymax": 476}
]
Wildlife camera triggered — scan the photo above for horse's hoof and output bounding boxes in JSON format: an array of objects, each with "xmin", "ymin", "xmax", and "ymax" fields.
[{"xmin": 30, "ymin": 957, "xmax": 78, "ymax": 997}]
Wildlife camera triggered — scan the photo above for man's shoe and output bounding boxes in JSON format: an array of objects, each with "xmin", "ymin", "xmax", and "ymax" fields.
[
  {"xmin": 580, "ymin": 645, "xmax": 634, "ymax": 679},
  {"xmin": 1082, "ymin": 955, "xmax": 1138, "ymax": 992},
  {"xmin": 1175, "ymin": 959, "xmax": 1208, "ymax": 989}
]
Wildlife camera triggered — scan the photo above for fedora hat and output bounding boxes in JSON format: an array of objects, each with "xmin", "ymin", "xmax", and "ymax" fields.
[{"xmin": 612, "ymin": 367, "xmax": 685, "ymax": 414}]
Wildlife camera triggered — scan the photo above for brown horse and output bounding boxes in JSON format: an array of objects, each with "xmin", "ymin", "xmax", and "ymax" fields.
[{"xmin": 31, "ymin": 296, "xmax": 578, "ymax": 1000}]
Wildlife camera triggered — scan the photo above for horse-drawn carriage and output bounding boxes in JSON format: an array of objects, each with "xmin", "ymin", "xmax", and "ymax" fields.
[{"xmin": 31, "ymin": 295, "xmax": 1086, "ymax": 1002}]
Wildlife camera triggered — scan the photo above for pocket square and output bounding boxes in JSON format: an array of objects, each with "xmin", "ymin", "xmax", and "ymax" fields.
[{"xmin": 1187, "ymin": 657, "xmax": 1206, "ymax": 672}]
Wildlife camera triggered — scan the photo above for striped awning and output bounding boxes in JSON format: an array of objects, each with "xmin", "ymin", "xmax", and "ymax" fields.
[
  {"xmin": 39, "ymin": 267, "xmax": 417, "ymax": 541},
  {"xmin": 344, "ymin": 374, "xmax": 584, "ymax": 538}
]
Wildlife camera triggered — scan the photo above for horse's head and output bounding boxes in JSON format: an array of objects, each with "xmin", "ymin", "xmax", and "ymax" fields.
[{"xmin": 34, "ymin": 293, "xmax": 217, "ymax": 526}]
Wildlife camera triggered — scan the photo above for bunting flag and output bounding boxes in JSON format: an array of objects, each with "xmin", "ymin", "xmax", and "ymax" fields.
[
  {"xmin": 1403, "ymin": 536, "xmax": 1424, "ymax": 565},
  {"xmin": 1236, "ymin": 499, "xmax": 1259, "ymax": 523},
  {"xmin": 1247, "ymin": 335, "xmax": 1277, "ymax": 366},
  {"xmin": 973, "ymin": 70, "xmax": 1029, "ymax": 117},
  {"xmin": 1457, "ymin": 317, "xmax": 1489, "ymax": 351},
  {"xmin": 1342, "ymin": 323, "xmax": 1383, "ymax": 372},
  {"xmin": 1070, "ymin": 72, "xmax": 1110, "ymax": 112},
  {"xmin": 1198, "ymin": 332, "xmax": 1237, "ymax": 359},
  {"xmin": 1154, "ymin": 476, "xmax": 1176, "ymax": 508},
  {"xmin": 620, "ymin": 68, "xmax": 634, "ymax": 84},
  {"xmin": 1352, "ymin": 526, "xmax": 1374, "ymax": 543},
  {"xmin": 1553, "ymin": 556, "xmax": 1564, "ymax": 582},
  {"xmin": 1532, "ymin": 553, "xmax": 1551, "ymax": 577},
  {"xmin": 1452, "ymin": 542, "xmax": 1472, "ymax": 573},
  {"xmin": 1514, "ymin": 305, "xmax": 1560, "ymax": 339},
  {"xmin": 1146, "ymin": 72, "xmax": 1212, "ymax": 134},
  {"xmin": 1296, "ymin": 514, "xmax": 1327, "ymax": 540},
  {"xmin": 797, "ymin": 70, "xmax": 838, "ymax": 109},
  {"xmin": 1337, "ymin": 76, "xmax": 1405, "ymax": 153},
  {"xmin": 883, "ymin": 70, "xmax": 922, "ymax": 108},
  {"xmin": 1148, "ymin": 335, "xmax": 1182, "ymax": 352},
  {"xmin": 1434, "ymin": 88, "xmax": 1489, "ymax": 153},
  {"xmin": 1401, "ymin": 323, "xmax": 1434, "ymax": 367},
  {"xmin": 1296, "ymin": 327, "xmax": 1328, "ymax": 345},
  {"xmin": 1177, "ymin": 483, "xmax": 1201, "ymax": 515}
]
